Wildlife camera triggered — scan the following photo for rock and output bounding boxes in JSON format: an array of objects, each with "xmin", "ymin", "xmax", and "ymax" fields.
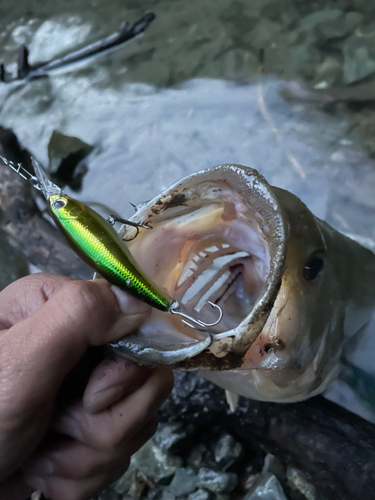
[
  {"xmin": 131, "ymin": 441, "xmax": 183, "ymax": 485},
  {"xmin": 313, "ymin": 57, "xmax": 342, "ymax": 89},
  {"xmin": 343, "ymin": 35, "xmax": 375, "ymax": 84},
  {"xmin": 262, "ymin": 454, "xmax": 286, "ymax": 483},
  {"xmin": 0, "ymin": 229, "xmax": 28, "ymax": 291},
  {"xmin": 286, "ymin": 466, "xmax": 318, "ymax": 500},
  {"xmin": 346, "ymin": 12, "xmax": 364, "ymax": 31},
  {"xmin": 261, "ymin": 0, "xmax": 299, "ymax": 27},
  {"xmin": 299, "ymin": 10, "xmax": 343, "ymax": 31},
  {"xmin": 187, "ymin": 443, "xmax": 209, "ymax": 468},
  {"xmin": 98, "ymin": 489, "xmax": 121, "ymax": 500},
  {"xmin": 315, "ymin": 15, "xmax": 352, "ymax": 41},
  {"xmin": 187, "ymin": 489, "xmax": 212, "ymax": 500},
  {"xmin": 148, "ymin": 491, "xmax": 177, "ymax": 500},
  {"xmin": 47, "ymin": 131, "xmax": 92, "ymax": 191},
  {"xmin": 213, "ymin": 433, "xmax": 243, "ymax": 470},
  {"xmin": 287, "ymin": 44, "xmax": 321, "ymax": 80},
  {"xmin": 153, "ymin": 422, "xmax": 195, "ymax": 453},
  {"xmin": 112, "ymin": 465, "xmax": 136, "ymax": 495},
  {"xmin": 128, "ymin": 473, "xmax": 147, "ymax": 500},
  {"xmin": 244, "ymin": 18, "xmax": 282, "ymax": 50},
  {"xmin": 243, "ymin": 472, "xmax": 289, "ymax": 500},
  {"xmin": 160, "ymin": 491, "xmax": 176, "ymax": 500},
  {"xmin": 208, "ymin": 48, "xmax": 259, "ymax": 82},
  {"xmin": 197, "ymin": 468, "xmax": 237, "ymax": 493},
  {"xmin": 169, "ymin": 467, "xmax": 198, "ymax": 496}
]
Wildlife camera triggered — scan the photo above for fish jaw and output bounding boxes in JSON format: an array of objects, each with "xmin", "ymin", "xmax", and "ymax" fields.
[{"xmin": 111, "ymin": 164, "xmax": 286, "ymax": 368}]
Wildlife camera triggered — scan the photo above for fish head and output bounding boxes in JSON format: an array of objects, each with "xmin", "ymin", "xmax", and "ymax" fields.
[{"xmin": 111, "ymin": 164, "xmax": 347, "ymax": 399}]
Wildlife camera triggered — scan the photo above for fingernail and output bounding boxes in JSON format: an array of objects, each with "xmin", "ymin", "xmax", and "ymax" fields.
[
  {"xmin": 111, "ymin": 286, "xmax": 150, "ymax": 315},
  {"xmin": 24, "ymin": 474, "xmax": 47, "ymax": 492},
  {"xmin": 87, "ymin": 384, "xmax": 125, "ymax": 413},
  {"xmin": 24, "ymin": 457, "xmax": 54, "ymax": 476}
]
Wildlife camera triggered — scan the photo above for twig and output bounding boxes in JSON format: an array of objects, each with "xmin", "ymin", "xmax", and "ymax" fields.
[{"xmin": 1, "ymin": 13, "xmax": 155, "ymax": 83}]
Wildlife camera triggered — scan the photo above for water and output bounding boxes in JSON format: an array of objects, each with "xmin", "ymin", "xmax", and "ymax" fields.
[{"xmin": 1, "ymin": 0, "xmax": 375, "ymax": 421}]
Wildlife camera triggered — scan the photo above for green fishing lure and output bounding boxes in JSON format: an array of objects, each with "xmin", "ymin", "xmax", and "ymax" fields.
[
  {"xmin": 2, "ymin": 155, "xmax": 221, "ymax": 331},
  {"xmin": 49, "ymin": 193, "xmax": 170, "ymax": 310}
]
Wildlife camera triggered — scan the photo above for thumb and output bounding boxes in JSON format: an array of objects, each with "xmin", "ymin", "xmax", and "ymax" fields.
[{"xmin": 0, "ymin": 279, "xmax": 150, "ymax": 478}]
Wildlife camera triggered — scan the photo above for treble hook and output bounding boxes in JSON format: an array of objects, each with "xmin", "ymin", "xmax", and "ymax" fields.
[
  {"xmin": 169, "ymin": 300, "xmax": 223, "ymax": 330},
  {"xmin": 107, "ymin": 215, "xmax": 152, "ymax": 241}
]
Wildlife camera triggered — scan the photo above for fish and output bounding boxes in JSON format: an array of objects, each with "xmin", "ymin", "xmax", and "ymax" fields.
[{"xmin": 111, "ymin": 164, "xmax": 375, "ymax": 403}]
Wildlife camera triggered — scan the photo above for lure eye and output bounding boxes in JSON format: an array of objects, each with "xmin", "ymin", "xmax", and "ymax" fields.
[
  {"xmin": 303, "ymin": 257, "xmax": 324, "ymax": 281},
  {"xmin": 53, "ymin": 198, "xmax": 67, "ymax": 210}
]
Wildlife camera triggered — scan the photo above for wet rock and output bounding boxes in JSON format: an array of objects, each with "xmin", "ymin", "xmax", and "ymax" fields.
[
  {"xmin": 213, "ymin": 432, "xmax": 243, "ymax": 470},
  {"xmin": 131, "ymin": 441, "xmax": 183, "ymax": 485},
  {"xmin": 0, "ymin": 229, "xmax": 28, "ymax": 291},
  {"xmin": 153, "ymin": 422, "xmax": 196, "ymax": 453},
  {"xmin": 286, "ymin": 466, "xmax": 318, "ymax": 500},
  {"xmin": 187, "ymin": 489, "xmax": 212, "ymax": 500},
  {"xmin": 169, "ymin": 467, "xmax": 198, "ymax": 496},
  {"xmin": 197, "ymin": 467, "xmax": 237, "ymax": 493},
  {"xmin": 243, "ymin": 472, "xmax": 289, "ymax": 500},
  {"xmin": 262, "ymin": 454, "xmax": 286, "ymax": 484},
  {"xmin": 343, "ymin": 35, "xmax": 375, "ymax": 84},
  {"xmin": 48, "ymin": 131, "xmax": 92, "ymax": 191}
]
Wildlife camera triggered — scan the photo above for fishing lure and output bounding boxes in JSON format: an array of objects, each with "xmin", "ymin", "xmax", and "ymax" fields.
[{"xmin": 2, "ymin": 155, "xmax": 222, "ymax": 333}]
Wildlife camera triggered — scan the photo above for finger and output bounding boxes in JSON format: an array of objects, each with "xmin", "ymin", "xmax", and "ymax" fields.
[
  {"xmin": 24, "ymin": 417, "xmax": 158, "ymax": 480},
  {"xmin": 54, "ymin": 368, "xmax": 173, "ymax": 451},
  {"xmin": 83, "ymin": 354, "xmax": 151, "ymax": 414},
  {"xmin": 0, "ymin": 279, "xmax": 150, "ymax": 478},
  {"xmin": 0, "ymin": 273, "xmax": 70, "ymax": 329},
  {"xmin": 1, "ymin": 279, "xmax": 151, "ymax": 402}
]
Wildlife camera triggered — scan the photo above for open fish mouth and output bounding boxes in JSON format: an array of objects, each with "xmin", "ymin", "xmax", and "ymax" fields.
[{"xmin": 110, "ymin": 165, "xmax": 285, "ymax": 368}]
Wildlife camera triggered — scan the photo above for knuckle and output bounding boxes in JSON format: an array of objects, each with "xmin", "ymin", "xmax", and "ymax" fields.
[{"xmin": 60, "ymin": 281, "xmax": 112, "ymax": 329}]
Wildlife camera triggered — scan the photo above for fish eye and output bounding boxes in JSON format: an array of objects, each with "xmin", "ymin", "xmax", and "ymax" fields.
[
  {"xmin": 53, "ymin": 198, "xmax": 67, "ymax": 210},
  {"xmin": 303, "ymin": 257, "xmax": 324, "ymax": 281}
]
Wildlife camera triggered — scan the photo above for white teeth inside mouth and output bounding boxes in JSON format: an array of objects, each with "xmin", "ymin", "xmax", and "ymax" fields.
[{"xmin": 126, "ymin": 186, "xmax": 271, "ymax": 344}]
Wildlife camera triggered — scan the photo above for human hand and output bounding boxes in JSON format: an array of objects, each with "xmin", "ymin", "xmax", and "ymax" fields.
[{"xmin": 0, "ymin": 273, "xmax": 173, "ymax": 500}]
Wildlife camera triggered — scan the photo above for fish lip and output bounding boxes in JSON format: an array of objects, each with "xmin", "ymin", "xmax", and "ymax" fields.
[
  {"xmin": 109, "ymin": 333, "xmax": 213, "ymax": 365},
  {"xmin": 118, "ymin": 164, "xmax": 287, "ymax": 366}
]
